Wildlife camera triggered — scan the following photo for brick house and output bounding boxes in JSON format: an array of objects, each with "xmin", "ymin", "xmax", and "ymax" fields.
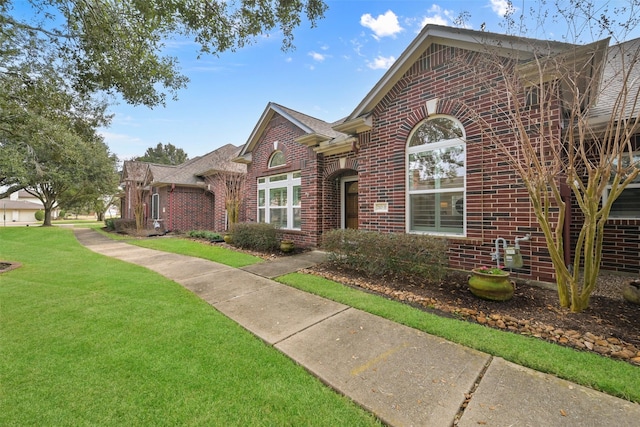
[
  {"xmin": 235, "ymin": 24, "xmax": 640, "ymax": 284},
  {"xmin": 121, "ymin": 144, "xmax": 245, "ymax": 232}
]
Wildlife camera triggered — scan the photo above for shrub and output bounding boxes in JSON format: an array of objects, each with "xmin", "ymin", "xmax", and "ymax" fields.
[
  {"xmin": 34, "ymin": 210, "xmax": 44, "ymax": 221},
  {"xmin": 322, "ymin": 229, "xmax": 448, "ymax": 282},
  {"xmin": 105, "ymin": 218, "xmax": 115, "ymax": 231},
  {"xmin": 113, "ymin": 219, "xmax": 136, "ymax": 233},
  {"xmin": 188, "ymin": 230, "xmax": 222, "ymax": 241},
  {"xmin": 231, "ymin": 222, "xmax": 279, "ymax": 252}
]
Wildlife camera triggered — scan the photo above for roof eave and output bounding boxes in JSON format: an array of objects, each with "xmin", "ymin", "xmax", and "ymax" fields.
[
  {"xmin": 332, "ymin": 116, "xmax": 372, "ymax": 134},
  {"xmin": 313, "ymin": 137, "xmax": 357, "ymax": 155},
  {"xmin": 296, "ymin": 133, "xmax": 332, "ymax": 147}
]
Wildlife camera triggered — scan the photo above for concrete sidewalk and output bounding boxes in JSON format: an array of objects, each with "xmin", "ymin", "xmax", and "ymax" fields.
[{"xmin": 74, "ymin": 228, "xmax": 640, "ymax": 426}]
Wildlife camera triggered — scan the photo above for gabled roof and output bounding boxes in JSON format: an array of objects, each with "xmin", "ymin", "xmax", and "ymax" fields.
[
  {"xmin": 235, "ymin": 102, "xmax": 352, "ymax": 163},
  {"xmin": 338, "ymin": 24, "xmax": 577, "ymax": 129},
  {"xmin": 588, "ymin": 37, "xmax": 640, "ymax": 125},
  {"xmin": 123, "ymin": 144, "xmax": 245, "ymax": 188},
  {"xmin": 157, "ymin": 144, "xmax": 245, "ymax": 186}
]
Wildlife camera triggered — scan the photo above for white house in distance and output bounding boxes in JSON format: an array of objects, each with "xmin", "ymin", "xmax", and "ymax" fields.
[{"xmin": 0, "ymin": 190, "xmax": 43, "ymax": 224}]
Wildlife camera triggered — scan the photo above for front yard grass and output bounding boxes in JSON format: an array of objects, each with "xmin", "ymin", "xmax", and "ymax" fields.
[
  {"xmin": 90, "ymin": 225, "xmax": 640, "ymax": 403},
  {"xmin": 0, "ymin": 227, "xmax": 380, "ymax": 426},
  {"xmin": 276, "ymin": 273, "xmax": 640, "ymax": 403}
]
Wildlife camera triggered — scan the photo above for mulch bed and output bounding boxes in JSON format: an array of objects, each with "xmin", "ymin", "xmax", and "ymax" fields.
[{"xmin": 304, "ymin": 263, "xmax": 640, "ymax": 365}]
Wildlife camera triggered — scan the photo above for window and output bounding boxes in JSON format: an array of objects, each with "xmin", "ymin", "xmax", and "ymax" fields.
[
  {"xmin": 407, "ymin": 116, "xmax": 465, "ymax": 235},
  {"xmin": 151, "ymin": 193, "xmax": 160, "ymax": 220},
  {"xmin": 604, "ymin": 151, "xmax": 640, "ymax": 218},
  {"xmin": 269, "ymin": 150, "xmax": 286, "ymax": 168},
  {"xmin": 257, "ymin": 172, "xmax": 301, "ymax": 229}
]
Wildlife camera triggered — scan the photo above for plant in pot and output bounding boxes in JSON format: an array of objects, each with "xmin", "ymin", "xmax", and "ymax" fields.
[{"xmin": 468, "ymin": 265, "xmax": 514, "ymax": 301}]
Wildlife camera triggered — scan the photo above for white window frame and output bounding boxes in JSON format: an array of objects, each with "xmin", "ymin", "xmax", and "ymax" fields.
[
  {"xmin": 604, "ymin": 151, "xmax": 640, "ymax": 219},
  {"xmin": 151, "ymin": 193, "xmax": 160, "ymax": 220},
  {"xmin": 406, "ymin": 115, "xmax": 466, "ymax": 236},
  {"xmin": 257, "ymin": 172, "xmax": 302, "ymax": 230}
]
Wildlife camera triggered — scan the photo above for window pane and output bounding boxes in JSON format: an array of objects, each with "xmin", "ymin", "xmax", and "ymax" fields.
[
  {"xmin": 270, "ymin": 187, "xmax": 287, "ymax": 206},
  {"xmin": 408, "ymin": 145, "xmax": 464, "ymax": 190},
  {"xmin": 293, "ymin": 171, "xmax": 301, "ymax": 179},
  {"xmin": 269, "ymin": 151, "xmax": 285, "ymax": 168},
  {"xmin": 258, "ymin": 208, "xmax": 265, "ymax": 223},
  {"xmin": 270, "ymin": 208, "xmax": 287, "ymax": 228},
  {"xmin": 293, "ymin": 207, "xmax": 301, "ymax": 229},
  {"xmin": 293, "ymin": 185, "xmax": 301, "ymax": 206},
  {"xmin": 410, "ymin": 192, "xmax": 463, "ymax": 234},
  {"xmin": 258, "ymin": 189, "xmax": 265, "ymax": 207},
  {"xmin": 409, "ymin": 117, "xmax": 463, "ymax": 147},
  {"xmin": 270, "ymin": 174, "xmax": 287, "ymax": 182},
  {"xmin": 610, "ymin": 187, "xmax": 640, "ymax": 218}
]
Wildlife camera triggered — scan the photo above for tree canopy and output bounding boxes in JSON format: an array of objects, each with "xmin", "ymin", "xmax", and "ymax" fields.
[
  {"xmin": 1, "ymin": 0, "xmax": 327, "ymax": 107},
  {"xmin": 135, "ymin": 143, "xmax": 189, "ymax": 165}
]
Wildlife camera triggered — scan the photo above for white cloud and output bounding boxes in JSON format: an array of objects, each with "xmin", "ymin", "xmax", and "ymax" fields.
[
  {"xmin": 309, "ymin": 51, "xmax": 327, "ymax": 62},
  {"xmin": 360, "ymin": 10, "xmax": 403, "ymax": 39},
  {"xmin": 490, "ymin": 0, "xmax": 515, "ymax": 17},
  {"xmin": 367, "ymin": 55, "xmax": 396, "ymax": 70},
  {"xmin": 418, "ymin": 4, "xmax": 456, "ymax": 31}
]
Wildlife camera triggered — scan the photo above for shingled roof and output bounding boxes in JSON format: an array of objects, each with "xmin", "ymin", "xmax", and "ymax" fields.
[{"xmin": 122, "ymin": 144, "xmax": 245, "ymax": 188}]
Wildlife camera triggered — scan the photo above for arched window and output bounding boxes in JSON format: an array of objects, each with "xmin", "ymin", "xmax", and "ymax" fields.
[
  {"xmin": 269, "ymin": 150, "xmax": 286, "ymax": 168},
  {"xmin": 407, "ymin": 116, "xmax": 465, "ymax": 235}
]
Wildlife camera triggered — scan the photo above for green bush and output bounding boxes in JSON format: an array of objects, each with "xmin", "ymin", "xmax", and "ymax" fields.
[
  {"xmin": 231, "ymin": 222, "xmax": 279, "ymax": 252},
  {"xmin": 322, "ymin": 229, "xmax": 448, "ymax": 282},
  {"xmin": 104, "ymin": 218, "xmax": 115, "ymax": 231},
  {"xmin": 34, "ymin": 210, "xmax": 44, "ymax": 221},
  {"xmin": 188, "ymin": 230, "xmax": 222, "ymax": 241}
]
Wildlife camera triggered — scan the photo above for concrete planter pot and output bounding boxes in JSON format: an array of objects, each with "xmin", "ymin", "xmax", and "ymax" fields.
[
  {"xmin": 468, "ymin": 269, "xmax": 514, "ymax": 301},
  {"xmin": 623, "ymin": 281, "xmax": 640, "ymax": 305},
  {"xmin": 280, "ymin": 240, "xmax": 295, "ymax": 253}
]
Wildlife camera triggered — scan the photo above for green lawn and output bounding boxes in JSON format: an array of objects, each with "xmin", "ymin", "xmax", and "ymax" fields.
[
  {"xmin": 94, "ymin": 228, "xmax": 263, "ymax": 268},
  {"xmin": 0, "ymin": 227, "xmax": 380, "ymax": 426},
  {"xmin": 275, "ymin": 274, "xmax": 640, "ymax": 403},
  {"xmin": 92, "ymin": 226, "xmax": 640, "ymax": 403}
]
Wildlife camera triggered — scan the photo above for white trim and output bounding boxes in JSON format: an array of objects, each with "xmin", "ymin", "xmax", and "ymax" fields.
[{"xmin": 405, "ymin": 115, "xmax": 467, "ymax": 236}]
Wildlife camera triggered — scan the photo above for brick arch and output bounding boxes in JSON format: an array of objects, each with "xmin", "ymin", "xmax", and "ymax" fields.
[
  {"xmin": 401, "ymin": 97, "xmax": 483, "ymax": 142},
  {"xmin": 323, "ymin": 158, "xmax": 360, "ymax": 181}
]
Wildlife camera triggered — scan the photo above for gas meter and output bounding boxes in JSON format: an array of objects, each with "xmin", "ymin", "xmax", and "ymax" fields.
[{"xmin": 504, "ymin": 246, "xmax": 523, "ymax": 268}]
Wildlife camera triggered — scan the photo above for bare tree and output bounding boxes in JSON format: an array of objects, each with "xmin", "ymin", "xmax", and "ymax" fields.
[
  {"xmin": 206, "ymin": 172, "xmax": 245, "ymax": 229},
  {"xmin": 458, "ymin": 2, "xmax": 640, "ymax": 312},
  {"xmin": 123, "ymin": 161, "xmax": 152, "ymax": 233}
]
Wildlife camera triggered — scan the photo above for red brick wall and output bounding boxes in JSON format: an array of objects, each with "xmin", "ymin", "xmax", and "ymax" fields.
[
  {"xmin": 243, "ymin": 113, "xmax": 323, "ymax": 247},
  {"xmin": 356, "ymin": 44, "xmax": 561, "ymax": 282},
  {"xmin": 156, "ymin": 186, "xmax": 216, "ymax": 232}
]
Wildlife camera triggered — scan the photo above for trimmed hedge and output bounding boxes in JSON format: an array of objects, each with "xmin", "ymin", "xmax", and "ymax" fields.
[
  {"xmin": 231, "ymin": 222, "xmax": 279, "ymax": 252},
  {"xmin": 322, "ymin": 229, "xmax": 448, "ymax": 282},
  {"xmin": 188, "ymin": 230, "xmax": 222, "ymax": 241}
]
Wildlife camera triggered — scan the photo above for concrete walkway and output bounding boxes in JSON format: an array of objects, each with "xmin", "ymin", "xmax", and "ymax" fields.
[{"xmin": 73, "ymin": 228, "xmax": 640, "ymax": 427}]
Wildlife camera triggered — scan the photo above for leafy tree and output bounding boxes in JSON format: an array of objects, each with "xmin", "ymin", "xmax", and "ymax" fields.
[
  {"xmin": 135, "ymin": 143, "xmax": 189, "ymax": 165},
  {"xmin": 2, "ymin": 0, "xmax": 328, "ymax": 107},
  {"xmin": 461, "ymin": 1, "xmax": 640, "ymax": 312}
]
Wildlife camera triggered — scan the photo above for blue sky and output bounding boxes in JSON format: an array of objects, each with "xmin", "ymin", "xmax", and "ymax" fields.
[
  {"xmin": 93, "ymin": 0, "xmax": 636, "ymax": 160},
  {"xmin": 99, "ymin": 0, "xmax": 518, "ymax": 160}
]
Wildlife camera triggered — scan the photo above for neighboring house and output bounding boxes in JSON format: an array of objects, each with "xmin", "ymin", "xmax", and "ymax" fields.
[
  {"xmin": 121, "ymin": 144, "xmax": 245, "ymax": 232},
  {"xmin": 0, "ymin": 190, "xmax": 43, "ymax": 223},
  {"xmin": 235, "ymin": 25, "xmax": 640, "ymax": 283}
]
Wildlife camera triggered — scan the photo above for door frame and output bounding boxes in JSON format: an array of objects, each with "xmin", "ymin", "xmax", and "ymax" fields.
[{"xmin": 340, "ymin": 175, "xmax": 359, "ymax": 229}]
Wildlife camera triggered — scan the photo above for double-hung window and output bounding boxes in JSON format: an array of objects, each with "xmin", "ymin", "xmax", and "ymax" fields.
[
  {"xmin": 604, "ymin": 151, "xmax": 640, "ymax": 218},
  {"xmin": 407, "ymin": 116, "xmax": 465, "ymax": 235},
  {"xmin": 257, "ymin": 172, "xmax": 302, "ymax": 229}
]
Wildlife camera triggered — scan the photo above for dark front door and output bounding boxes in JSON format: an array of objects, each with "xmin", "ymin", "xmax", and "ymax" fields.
[{"xmin": 345, "ymin": 181, "xmax": 359, "ymax": 229}]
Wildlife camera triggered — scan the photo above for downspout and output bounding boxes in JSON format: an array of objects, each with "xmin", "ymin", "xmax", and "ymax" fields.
[{"xmin": 169, "ymin": 183, "xmax": 175, "ymax": 231}]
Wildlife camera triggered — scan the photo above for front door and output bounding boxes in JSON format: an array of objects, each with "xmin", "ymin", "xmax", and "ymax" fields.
[{"xmin": 344, "ymin": 180, "xmax": 359, "ymax": 229}]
